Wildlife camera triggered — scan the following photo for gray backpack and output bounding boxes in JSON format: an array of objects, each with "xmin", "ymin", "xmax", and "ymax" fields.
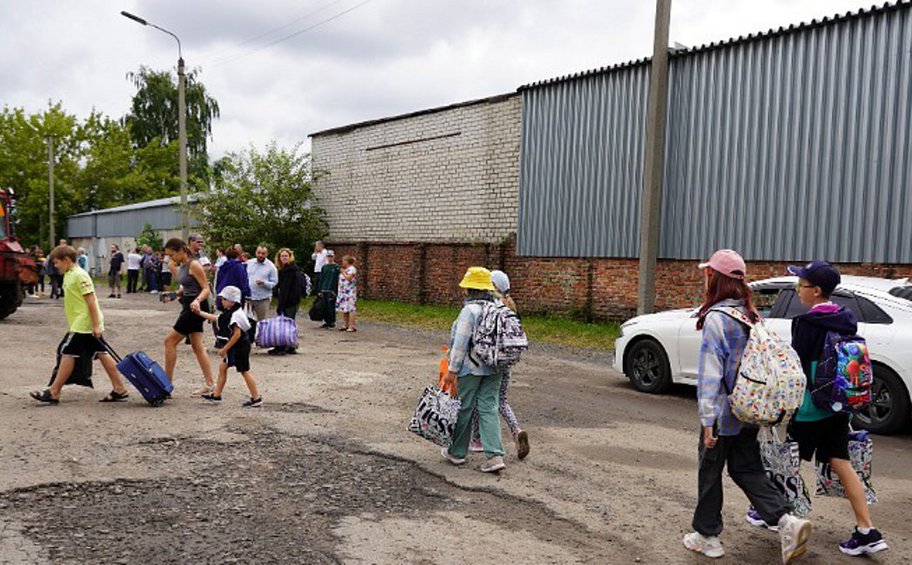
[{"xmin": 470, "ymin": 301, "xmax": 528, "ymax": 369}]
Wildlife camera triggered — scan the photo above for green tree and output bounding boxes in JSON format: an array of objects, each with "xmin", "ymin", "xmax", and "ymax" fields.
[
  {"xmin": 126, "ymin": 65, "xmax": 219, "ymax": 180},
  {"xmin": 0, "ymin": 103, "xmax": 81, "ymax": 247},
  {"xmin": 192, "ymin": 142, "xmax": 327, "ymax": 259},
  {"xmin": 136, "ymin": 223, "xmax": 164, "ymax": 251}
]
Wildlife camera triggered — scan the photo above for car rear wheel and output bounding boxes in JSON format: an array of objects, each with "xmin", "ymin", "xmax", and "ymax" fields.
[
  {"xmin": 626, "ymin": 339, "xmax": 671, "ymax": 394},
  {"xmin": 854, "ymin": 365, "xmax": 910, "ymax": 435}
]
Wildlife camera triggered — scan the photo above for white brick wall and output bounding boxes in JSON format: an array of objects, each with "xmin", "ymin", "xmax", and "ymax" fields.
[{"xmin": 311, "ymin": 94, "xmax": 520, "ymax": 243}]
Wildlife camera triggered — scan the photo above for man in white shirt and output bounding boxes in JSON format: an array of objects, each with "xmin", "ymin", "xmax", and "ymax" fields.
[
  {"xmin": 246, "ymin": 245, "xmax": 278, "ymax": 321},
  {"xmin": 126, "ymin": 248, "xmax": 143, "ymax": 294},
  {"xmin": 311, "ymin": 240, "xmax": 328, "ymax": 297}
]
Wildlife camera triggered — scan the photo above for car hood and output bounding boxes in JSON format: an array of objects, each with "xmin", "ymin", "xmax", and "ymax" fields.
[{"xmin": 622, "ymin": 308, "xmax": 696, "ymax": 327}]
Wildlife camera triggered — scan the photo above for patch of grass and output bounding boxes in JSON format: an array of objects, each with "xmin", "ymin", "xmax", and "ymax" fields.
[{"xmin": 352, "ymin": 298, "xmax": 621, "ymax": 351}]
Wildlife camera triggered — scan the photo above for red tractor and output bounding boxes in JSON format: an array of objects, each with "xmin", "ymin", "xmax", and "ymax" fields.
[{"xmin": 0, "ymin": 188, "xmax": 37, "ymax": 320}]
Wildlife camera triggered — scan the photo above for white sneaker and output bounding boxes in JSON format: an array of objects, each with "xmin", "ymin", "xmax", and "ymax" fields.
[
  {"xmin": 480, "ymin": 455, "xmax": 505, "ymax": 473},
  {"xmin": 683, "ymin": 532, "xmax": 725, "ymax": 558},
  {"xmin": 778, "ymin": 514, "xmax": 812, "ymax": 564},
  {"xmin": 440, "ymin": 447, "xmax": 466, "ymax": 466}
]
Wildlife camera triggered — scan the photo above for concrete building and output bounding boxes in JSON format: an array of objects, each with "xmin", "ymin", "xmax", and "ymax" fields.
[{"xmin": 311, "ymin": 1, "xmax": 912, "ymax": 319}]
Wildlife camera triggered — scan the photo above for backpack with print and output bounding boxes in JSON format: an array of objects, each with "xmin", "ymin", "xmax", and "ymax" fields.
[
  {"xmin": 718, "ymin": 307, "xmax": 807, "ymax": 426},
  {"xmin": 810, "ymin": 332, "xmax": 873, "ymax": 413},
  {"xmin": 470, "ymin": 301, "xmax": 529, "ymax": 369}
]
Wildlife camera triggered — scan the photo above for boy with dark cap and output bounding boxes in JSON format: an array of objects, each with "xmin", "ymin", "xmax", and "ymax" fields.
[{"xmin": 785, "ymin": 261, "xmax": 887, "ymax": 557}]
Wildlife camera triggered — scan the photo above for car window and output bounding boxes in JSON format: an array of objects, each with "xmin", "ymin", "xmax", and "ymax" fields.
[
  {"xmin": 857, "ymin": 295, "xmax": 893, "ymax": 324},
  {"xmin": 780, "ymin": 290, "xmax": 863, "ymax": 322},
  {"xmin": 752, "ymin": 285, "xmax": 789, "ymax": 318}
]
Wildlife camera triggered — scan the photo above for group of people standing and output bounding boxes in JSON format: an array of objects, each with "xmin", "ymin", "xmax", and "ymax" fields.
[
  {"xmin": 106, "ymin": 244, "xmax": 168, "ymax": 298},
  {"xmin": 311, "ymin": 241, "xmax": 358, "ymax": 332}
]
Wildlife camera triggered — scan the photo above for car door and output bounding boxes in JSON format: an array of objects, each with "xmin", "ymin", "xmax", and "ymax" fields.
[{"xmin": 676, "ymin": 309, "xmax": 701, "ymax": 379}]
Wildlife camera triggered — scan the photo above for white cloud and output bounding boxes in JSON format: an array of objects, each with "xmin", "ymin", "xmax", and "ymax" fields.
[{"xmin": 0, "ymin": 0, "xmax": 883, "ymax": 157}]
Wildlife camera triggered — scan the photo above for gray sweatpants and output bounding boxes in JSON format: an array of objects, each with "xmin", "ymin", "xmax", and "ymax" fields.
[
  {"xmin": 692, "ymin": 426, "xmax": 788, "ymax": 537},
  {"xmin": 249, "ymin": 299, "xmax": 270, "ymax": 321}
]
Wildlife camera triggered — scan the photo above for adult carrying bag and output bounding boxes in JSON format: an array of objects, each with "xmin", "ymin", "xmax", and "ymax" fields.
[
  {"xmin": 816, "ymin": 428, "xmax": 877, "ymax": 504},
  {"xmin": 810, "ymin": 332, "xmax": 873, "ymax": 414},
  {"xmin": 256, "ymin": 315, "xmax": 298, "ymax": 348},
  {"xmin": 408, "ymin": 375, "xmax": 461, "ymax": 447},
  {"xmin": 470, "ymin": 301, "xmax": 528, "ymax": 369},
  {"xmin": 718, "ymin": 307, "xmax": 806, "ymax": 426}
]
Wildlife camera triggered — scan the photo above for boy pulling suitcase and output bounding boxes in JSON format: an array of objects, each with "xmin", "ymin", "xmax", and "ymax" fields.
[{"xmin": 30, "ymin": 245, "xmax": 130, "ymax": 404}]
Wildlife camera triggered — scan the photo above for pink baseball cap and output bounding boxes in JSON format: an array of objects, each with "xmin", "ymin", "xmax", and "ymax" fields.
[{"xmin": 698, "ymin": 249, "xmax": 747, "ymax": 280}]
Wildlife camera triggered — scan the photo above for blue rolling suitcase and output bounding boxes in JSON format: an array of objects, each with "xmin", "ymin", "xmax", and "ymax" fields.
[{"xmin": 108, "ymin": 346, "xmax": 173, "ymax": 407}]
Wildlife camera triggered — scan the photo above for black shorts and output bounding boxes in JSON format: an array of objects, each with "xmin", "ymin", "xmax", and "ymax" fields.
[
  {"xmin": 173, "ymin": 298, "xmax": 209, "ymax": 335},
  {"xmin": 60, "ymin": 332, "xmax": 111, "ymax": 359},
  {"xmin": 225, "ymin": 339, "xmax": 251, "ymax": 373},
  {"xmin": 789, "ymin": 413, "xmax": 851, "ymax": 463}
]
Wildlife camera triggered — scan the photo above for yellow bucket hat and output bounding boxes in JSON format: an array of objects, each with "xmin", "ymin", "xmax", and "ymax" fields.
[{"xmin": 459, "ymin": 267, "xmax": 495, "ymax": 291}]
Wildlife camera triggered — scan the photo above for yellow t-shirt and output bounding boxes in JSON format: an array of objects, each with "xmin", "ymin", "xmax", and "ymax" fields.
[{"xmin": 63, "ymin": 265, "xmax": 103, "ymax": 333}]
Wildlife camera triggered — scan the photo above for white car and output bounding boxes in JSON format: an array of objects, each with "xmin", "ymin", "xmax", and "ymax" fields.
[{"xmin": 614, "ymin": 276, "xmax": 912, "ymax": 434}]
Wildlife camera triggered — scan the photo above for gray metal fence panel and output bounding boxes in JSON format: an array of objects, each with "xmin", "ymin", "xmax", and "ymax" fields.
[
  {"xmin": 95, "ymin": 206, "xmax": 183, "ymax": 237},
  {"xmin": 519, "ymin": 3, "xmax": 912, "ymax": 263},
  {"xmin": 518, "ymin": 64, "xmax": 651, "ymax": 257}
]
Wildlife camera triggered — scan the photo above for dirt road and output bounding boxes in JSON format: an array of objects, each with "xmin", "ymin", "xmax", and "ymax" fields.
[{"xmin": 1, "ymin": 295, "xmax": 909, "ymax": 564}]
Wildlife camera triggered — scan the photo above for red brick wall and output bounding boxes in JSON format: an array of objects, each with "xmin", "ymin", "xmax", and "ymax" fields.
[{"xmin": 325, "ymin": 236, "xmax": 912, "ymax": 321}]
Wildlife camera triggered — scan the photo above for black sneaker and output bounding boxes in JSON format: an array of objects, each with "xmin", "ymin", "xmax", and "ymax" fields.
[
  {"xmin": 201, "ymin": 394, "xmax": 222, "ymax": 403},
  {"xmin": 267, "ymin": 348, "xmax": 286, "ymax": 356},
  {"xmin": 839, "ymin": 528, "xmax": 888, "ymax": 556},
  {"xmin": 242, "ymin": 397, "xmax": 263, "ymax": 408}
]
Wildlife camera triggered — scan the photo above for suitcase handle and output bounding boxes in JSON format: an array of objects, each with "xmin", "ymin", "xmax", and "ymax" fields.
[{"xmin": 100, "ymin": 337, "xmax": 123, "ymax": 364}]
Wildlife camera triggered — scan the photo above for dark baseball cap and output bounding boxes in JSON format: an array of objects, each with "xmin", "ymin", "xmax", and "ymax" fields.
[{"xmin": 787, "ymin": 260, "xmax": 841, "ymax": 294}]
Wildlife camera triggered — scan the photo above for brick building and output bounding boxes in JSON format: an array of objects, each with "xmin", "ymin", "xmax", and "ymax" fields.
[{"xmin": 311, "ymin": 2, "xmax": 912, "ymax": 321}]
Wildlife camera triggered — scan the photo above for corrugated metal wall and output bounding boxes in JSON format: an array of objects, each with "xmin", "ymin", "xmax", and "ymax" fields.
[
  {"xmin": 518, "ymin": 65, "xmax": 650, "ymax": 257},
  {"xmin": 67, "ymin": 205, "xmax": 183, "ymax": 238},
  {"xmin": 519, "ymin": 3, "xmax": 912, "ymax": 262}
]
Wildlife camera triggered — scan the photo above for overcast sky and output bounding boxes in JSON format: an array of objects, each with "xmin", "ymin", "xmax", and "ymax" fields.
[{"xmin": 0, "ymin": 0, "xmax": 882, "ymax": 157}]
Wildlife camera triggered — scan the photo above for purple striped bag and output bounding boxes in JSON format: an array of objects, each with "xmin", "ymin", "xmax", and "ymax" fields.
[{"xmin": 255, "ymin": 315, "xmax": 298, "ymax": 348}]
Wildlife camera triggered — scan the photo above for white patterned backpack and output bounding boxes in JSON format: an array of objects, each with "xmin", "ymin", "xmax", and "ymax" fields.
[{"xmin": 718, "ymin": 307, "xmax": 807, "ymax": 426}]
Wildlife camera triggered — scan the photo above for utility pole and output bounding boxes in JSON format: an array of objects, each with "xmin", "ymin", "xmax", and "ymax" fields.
[
  {"xmin": 637, "ymin": 0, "xmax": 672, "ymax": 315},
  {"xmin": 120, "ymin": 10, "xmax": 188, "ymax": 240},
  {"xmin": 177, "ymin": 56, "xmax": 189, "ymax": 241},
  {"xmin": 47, "ymin": 136, "xmax": 55, "ymax": 251}
]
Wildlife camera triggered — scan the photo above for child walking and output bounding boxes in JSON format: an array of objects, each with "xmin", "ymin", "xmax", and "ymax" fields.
[
  {"xmin": 785, "ymin": 261, "xmax": 888, "ymax": 557},
  {"xmin": 192, "ymin": 285, "xmax": 262, "ymax": 408},
  {"xmin": 684, "ymin": 250, "xmax": 811, "ymax": 564},
  {"xmin": 30, "ymin": 245, "xmax": 131, "ymax": 404}
]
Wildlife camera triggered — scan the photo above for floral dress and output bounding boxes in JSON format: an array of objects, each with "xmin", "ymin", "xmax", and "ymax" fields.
[{"xmin": 336, "ymin": 266, "xmax": 357, "ymax": 313}]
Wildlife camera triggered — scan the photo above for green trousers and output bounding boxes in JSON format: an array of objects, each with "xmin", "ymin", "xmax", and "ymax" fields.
[{"xmin": 449, "ymin": 373, "xmax": 505, "ymax": 458}]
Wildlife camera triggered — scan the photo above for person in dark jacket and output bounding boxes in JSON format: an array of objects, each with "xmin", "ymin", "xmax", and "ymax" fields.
[
  {"xmin": 214, "ymin": 247, "xmax": 251, "ymax": 310},
  {"xmin": 786, "ymin": 261, "xmax": 888, "ymax": 558},
  {"xmin": 317, "ymin": 251, "xmax": 340, "ymax": 329},
  {"xmin": 270, "ymin": 248, "xmax": 304, "ymax": 355}
]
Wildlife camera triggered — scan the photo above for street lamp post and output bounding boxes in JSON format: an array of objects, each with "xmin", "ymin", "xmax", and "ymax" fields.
[{"xmin": 121, "ymin": 10, "xmax": 189, "ymax": 241}]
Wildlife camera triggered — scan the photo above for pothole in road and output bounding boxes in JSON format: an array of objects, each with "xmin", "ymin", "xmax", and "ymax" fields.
[{"xmin": 0, "ymin": 428, "xmax": 624, "ymax": 564}]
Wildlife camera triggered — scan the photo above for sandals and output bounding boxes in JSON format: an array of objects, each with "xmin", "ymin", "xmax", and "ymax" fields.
[
  {"xmin": 191, "ymin": 385, "xmax": 214, "ymax": 397},
  {"xmin": 338, "ymin": 327, "xmax": 349, "ymax": 332},
  {"xmin": 30, "ymin": 389, "xmax": 59, "ymax": 404},
  {"xmin": 346, "ymin": 328, "xmax": 357, "ymax": 333},
  {"xmin": 99, "ymin": 390, "xmax": 130, "ymax": 403}
]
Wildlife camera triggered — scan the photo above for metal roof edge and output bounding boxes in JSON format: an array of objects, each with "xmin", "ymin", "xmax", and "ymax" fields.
[
  {"xmin": 519, "ymin": 0, "xmax": 910, "ymax": 91},
  {"xmin": 308, "ymin": 92, "xmax": 518, "ymax": 138},
  {"xmin": 67, "ymin": 194, "xmax": 200, "ymax": 218}
]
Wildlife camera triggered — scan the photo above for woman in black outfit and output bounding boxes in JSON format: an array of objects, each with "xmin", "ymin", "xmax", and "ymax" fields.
[{"xmin": 270, "ymin": 248, "xmax": 304, "ymax": 355}]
